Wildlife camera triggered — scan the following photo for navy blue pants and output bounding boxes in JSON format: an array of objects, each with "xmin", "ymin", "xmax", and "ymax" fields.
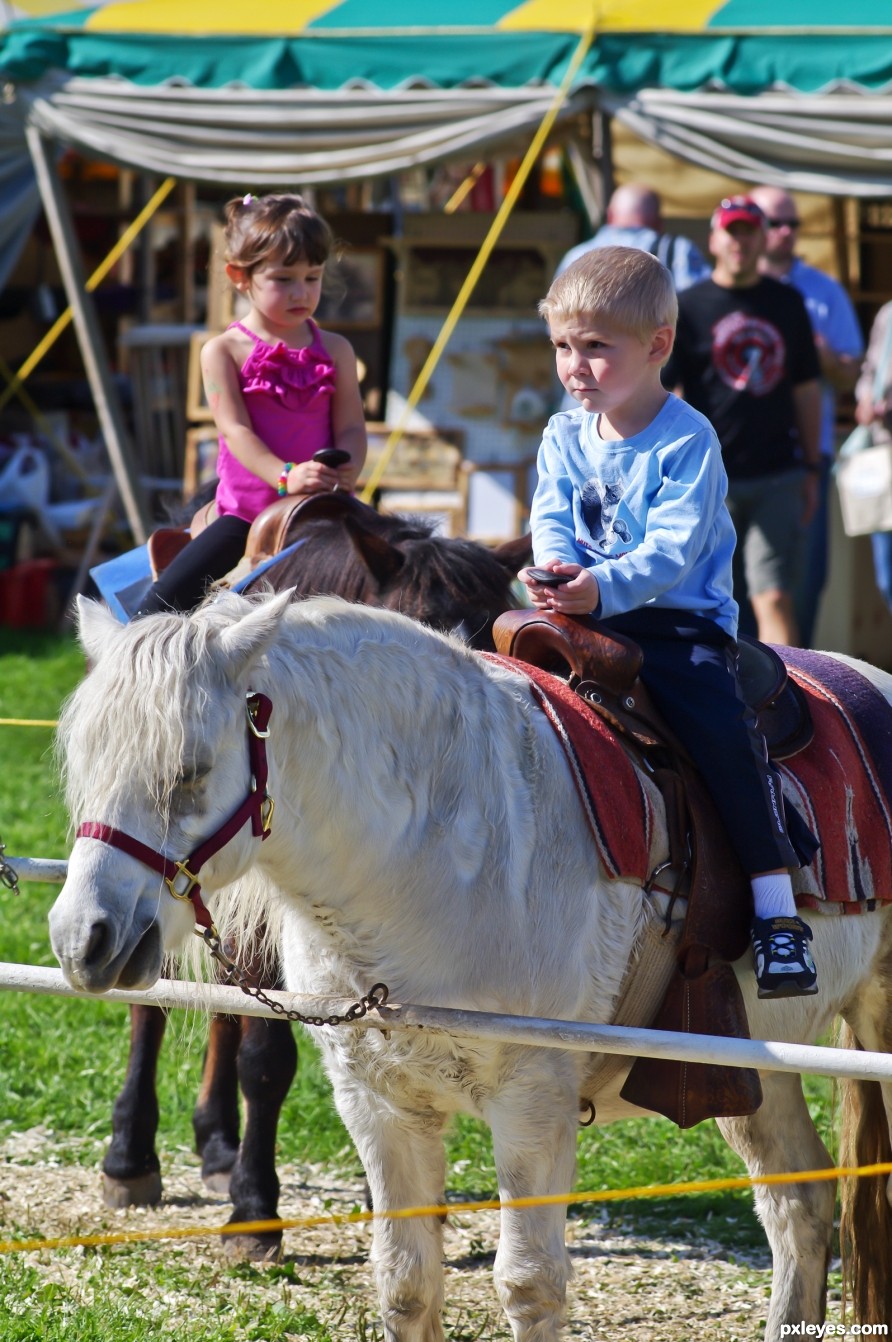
[
  {"xmin": 600, "ymin": 608, "xmax": 801, "ymax": 876},
  {"xmin": 137, "ymin": 515, "xmax": 251, "ymax": 615}
]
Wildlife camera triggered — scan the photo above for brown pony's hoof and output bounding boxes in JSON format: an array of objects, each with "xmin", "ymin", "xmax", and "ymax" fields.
[
  {"xmin": 221, "ymin": 1229, "xmax": 283, "ymax": 1263},
  {"xmin": 102, "ymin": 1171, "xmax": 162, "ymax": 1208},
  {"xmin": 201, "ymin": 1168, "xmax": 232, "ymax": 1196}
]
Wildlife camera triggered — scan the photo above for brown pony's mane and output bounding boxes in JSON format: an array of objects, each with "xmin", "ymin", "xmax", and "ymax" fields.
[{"xmin": 242, "ymin": 500, "xmax": 528, "ymax": 649}]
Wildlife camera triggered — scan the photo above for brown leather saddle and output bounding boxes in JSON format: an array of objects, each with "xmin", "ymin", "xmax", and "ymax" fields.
[
  {"xmin": 492, "ymin": 609, "xmax": 815, "ymax": 1127},
  {"xmin": 146, "ymin": 493, "xmax": 363, "ymax": 582},
  {"xmin": 492, "ymin": 608, "xmax": 813, "ymax": 765}
]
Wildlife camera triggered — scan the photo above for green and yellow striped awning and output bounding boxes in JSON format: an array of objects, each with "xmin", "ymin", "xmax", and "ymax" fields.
[{"xmin": 3, "ymin": 0, "xmax": 892, "ymax": 91}]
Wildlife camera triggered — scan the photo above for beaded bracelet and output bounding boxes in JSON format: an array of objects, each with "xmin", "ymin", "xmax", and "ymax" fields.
[{"xmin": 277, "ymin": 463, "xmax": 295, "ymax": 497}]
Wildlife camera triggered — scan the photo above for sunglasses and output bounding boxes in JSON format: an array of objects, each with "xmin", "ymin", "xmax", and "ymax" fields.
[{"xmin": 765, "ymin": 218, "xmax": 801, "ymax": 229}]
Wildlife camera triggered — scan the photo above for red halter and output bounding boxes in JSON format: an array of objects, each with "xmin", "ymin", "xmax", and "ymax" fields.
[{"xmin": 75, "ymin": 691, "xmax": 274, "ymax": 932}]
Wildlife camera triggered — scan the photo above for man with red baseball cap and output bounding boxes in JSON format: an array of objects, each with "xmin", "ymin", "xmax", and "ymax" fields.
[
  {"xmin": 711, "ymin": 196, "xmax": 767, "ymax": 230},
  {"xmin": 664, "ymin": 194, "xmax": 821, "ymax": 647}
]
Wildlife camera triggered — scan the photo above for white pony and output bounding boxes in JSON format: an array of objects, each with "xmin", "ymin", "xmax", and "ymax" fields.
[{"xmin": 50, "ymin": 591, "xmax": 892, "ymax": 1342}]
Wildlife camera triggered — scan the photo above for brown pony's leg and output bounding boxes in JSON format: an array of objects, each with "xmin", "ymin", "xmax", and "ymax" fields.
[
  {"xmin": 102, "ymin": 1004, "xmax": 167, "ymax": 1207},
  {"xmin": 220, "ymin": 1015, "xmax": 298, "ymax": 1262},
  {"xmin": 192, "ymin": 1013, "xmax": 242, "ymax": 1194}
]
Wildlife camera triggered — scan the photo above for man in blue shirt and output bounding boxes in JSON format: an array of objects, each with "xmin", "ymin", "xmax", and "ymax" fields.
[
  {"xmin": 556, "ymin": 183, "xmax": 711, "ymax": 293},
  {"xmin": 751, "ymin": 186, "xmax": 864, "ymax": 648}
]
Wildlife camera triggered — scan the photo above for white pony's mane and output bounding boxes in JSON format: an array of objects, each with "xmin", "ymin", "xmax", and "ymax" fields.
[
  {"xmin": 58, "ymin": 595, "xmax": 246, "ymax": 828},
  {"xmin": 59, "ymin": 592, "xmax": 536, "ymax": 977}
]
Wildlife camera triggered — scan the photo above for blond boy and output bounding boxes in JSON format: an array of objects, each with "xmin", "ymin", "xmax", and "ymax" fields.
[{"xmin": 519, "ymin": 247, "xmax": 817, "ymax": 998}]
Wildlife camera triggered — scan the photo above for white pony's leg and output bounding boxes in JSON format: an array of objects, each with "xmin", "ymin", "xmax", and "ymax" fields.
[
  {"xmin": 338, "ymin": 1089, "xmax": 447, "ymax": 1342},
  {"xmin": 718, "ymin": 1071, "xmax": 835, "ymax": 1340},
  {"xmin": 485, "ymin": 1067, "xmax": 578, "ymax": 1341}
]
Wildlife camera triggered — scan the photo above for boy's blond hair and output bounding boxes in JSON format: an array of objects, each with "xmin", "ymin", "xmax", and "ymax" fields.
[{"xmin": 539, "ymin": 245, "xmax": 678, "ymax": 346}]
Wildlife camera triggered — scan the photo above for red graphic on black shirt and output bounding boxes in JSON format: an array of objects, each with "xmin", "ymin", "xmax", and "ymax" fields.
[{"xmin": 712, "ymin": 311, "xmax": 786, "ymax": 397}]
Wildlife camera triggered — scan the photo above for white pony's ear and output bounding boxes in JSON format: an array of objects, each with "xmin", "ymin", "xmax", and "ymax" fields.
[
  {"xmin": 76, "ymin": 594, "xmax": 124, "ymax": 666},
  {"xmin": 214, "ymin": 590, "xmax": 293, "ymax": 680}
]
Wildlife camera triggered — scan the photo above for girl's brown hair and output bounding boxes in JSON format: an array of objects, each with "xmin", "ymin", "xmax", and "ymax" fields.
[{"xmin": 223, "ymin": 193, "xmax": 335, "ymax": 272}]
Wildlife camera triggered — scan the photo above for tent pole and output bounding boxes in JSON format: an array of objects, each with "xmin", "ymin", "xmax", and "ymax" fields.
[
  {"xmin": 593, "ymin": 109, "xmax": 614, "ymax": 221},
  {"xmin": 25, "ymin": 127, "xmax": 150, "ymax": 544}
]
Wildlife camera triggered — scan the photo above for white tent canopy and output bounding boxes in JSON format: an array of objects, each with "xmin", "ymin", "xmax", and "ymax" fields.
[{"xmin": 607, "ymin": 88, "xmax": 892, "ymax": 197}]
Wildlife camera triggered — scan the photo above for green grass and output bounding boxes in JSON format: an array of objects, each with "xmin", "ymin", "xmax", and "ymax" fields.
[{"xmin": 0, "ymin": 628, "xmax": 839, "ymax": 1337}]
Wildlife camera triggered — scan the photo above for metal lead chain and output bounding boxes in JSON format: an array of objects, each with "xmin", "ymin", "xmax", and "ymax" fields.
[
  {"xmin": 198, "ymin": 924, "xmax": 389, "ymax": 1026},
  {"xmin": 0, "ymin": 832, "xmax": 20, "ymax": 895}
]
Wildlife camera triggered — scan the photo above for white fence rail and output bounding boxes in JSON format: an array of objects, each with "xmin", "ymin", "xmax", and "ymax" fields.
[
  {"xmin": 8, "ymin": 855, "xmax": 892, "ymax": 1086},
  {"xmin": 4, "ymin": 961, "xmax": 892, "ymax": 1086}
]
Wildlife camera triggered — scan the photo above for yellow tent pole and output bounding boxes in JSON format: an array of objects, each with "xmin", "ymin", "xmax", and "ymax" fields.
[
  {"xmin": 360, "ymin": 20, "xmax": 597, "ymax": 505},
  {"xmin": 442, "ymin": 162, "xmax": 486, "ymax": 215},
  {"xmin": 0, "ymin": 175, "xmax": 177, "ymax": 417}
]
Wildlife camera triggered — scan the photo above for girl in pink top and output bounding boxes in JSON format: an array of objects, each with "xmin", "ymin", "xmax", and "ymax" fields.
[{"xmin": 138, "ymin": 193, "xmax": 366, "ymax": 613}]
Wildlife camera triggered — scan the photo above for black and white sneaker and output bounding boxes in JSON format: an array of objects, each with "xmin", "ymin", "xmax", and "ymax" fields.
[{"xmin": 751, "ymin": 915, "xmax": 818, "ymax": 999}]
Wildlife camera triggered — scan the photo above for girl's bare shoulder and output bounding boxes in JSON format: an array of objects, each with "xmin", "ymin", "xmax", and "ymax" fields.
[
  {"xmin": 314, "ymin": 326, "xmax": 356, "ymax": 364},
  {"xmin": 201, "ymin": 325, "xmax": 253, "ymax": 370}
]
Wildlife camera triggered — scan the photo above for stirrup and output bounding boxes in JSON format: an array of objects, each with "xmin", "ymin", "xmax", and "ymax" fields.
[{"xmin": 751, "ymin": 915, "xmax": 818, "ymax": 999}]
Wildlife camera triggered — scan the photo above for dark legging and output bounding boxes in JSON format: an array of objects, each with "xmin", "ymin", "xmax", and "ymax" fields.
[
  {"xmin": 137, "ymin": 515, "xmax": 251, "ymax": 616},
  {"xmin": 600, "ymin": 608, "xmax": 801, "ymax": 876}
]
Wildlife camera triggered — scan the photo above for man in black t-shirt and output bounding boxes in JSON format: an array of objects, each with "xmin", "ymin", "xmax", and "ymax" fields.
[{"xmin": 664, "ymin": 195, "xmax": 821, "ymax": 646}]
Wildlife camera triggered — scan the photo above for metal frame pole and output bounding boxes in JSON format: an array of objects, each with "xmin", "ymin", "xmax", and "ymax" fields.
[{"xmin": 25, "ymin": 126, "xmax": 151, "ymax": 543}]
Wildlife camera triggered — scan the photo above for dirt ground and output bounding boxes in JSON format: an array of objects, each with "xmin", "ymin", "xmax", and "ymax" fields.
[{"xmin": 0, "ymin": 1126, "xmax": 813, "ymax": 1340}]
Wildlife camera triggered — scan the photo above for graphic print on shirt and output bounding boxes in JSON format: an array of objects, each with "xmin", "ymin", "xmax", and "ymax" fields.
[
  {"xmin": 712, "ymin": 311, "xmax": 786, "ymax": 397},
  {"xmin": 581, "ymin": 479, "xmax": 631, "ymax": 552}
]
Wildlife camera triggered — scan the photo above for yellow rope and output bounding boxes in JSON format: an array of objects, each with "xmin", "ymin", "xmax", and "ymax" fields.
[
  {"xmin": 0, "ymin": 176, "xmax": 177, "ymax": 416},
  {"xmin": 1, "ymin": 1160, "xmax": 888, "ymax": 1257},
  {"xmin": 359, "ymin": 22, "xmax": 596, "ymax": 503},
  {"xmin": 0, "ymin": 719, "xmax": 58, "ymax": 728}
]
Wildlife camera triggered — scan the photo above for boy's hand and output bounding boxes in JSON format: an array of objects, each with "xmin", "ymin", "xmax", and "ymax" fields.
[{"xmin": 518, "ymin": 562, "xmax": 599, "ymax": 614}]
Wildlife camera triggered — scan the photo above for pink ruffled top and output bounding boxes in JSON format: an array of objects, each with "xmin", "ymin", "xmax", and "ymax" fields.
[{"xmin": 215, "ymin": 319, "xmax": 336, "ymax": 522}]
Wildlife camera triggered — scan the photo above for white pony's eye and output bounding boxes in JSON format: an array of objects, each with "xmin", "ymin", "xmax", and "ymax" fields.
[{"xmin": 174, "ymin": 761, "xmax": 212, "ymax": 794}]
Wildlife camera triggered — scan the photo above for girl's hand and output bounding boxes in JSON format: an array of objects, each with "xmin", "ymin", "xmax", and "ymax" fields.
[
  {"xmin": 336, "ymin": 460, "xmax": 360, "ymax": 493},
  {"xmin": 285, "ymin": 459, "xmax": 341, "ymax": 495}
]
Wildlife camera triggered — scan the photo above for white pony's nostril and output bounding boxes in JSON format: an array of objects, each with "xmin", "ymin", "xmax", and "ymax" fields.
[{"xmin": 84, "ymin": 919, "xmax": 110, "ymax": 968}]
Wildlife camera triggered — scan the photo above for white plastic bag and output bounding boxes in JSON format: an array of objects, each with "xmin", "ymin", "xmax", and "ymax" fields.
[
  {"xmin": 836, "ymin": 442, "xmax": 892, "ymax": 536},
  {"xmin": 0, "ymin": 445, "xmax": 50, "ymax": 511}
]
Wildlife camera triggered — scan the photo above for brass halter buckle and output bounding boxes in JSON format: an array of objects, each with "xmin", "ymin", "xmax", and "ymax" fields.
[
  {"xmin": 246, "ymin": 692, "xmax": 271, "ymax": 739},
  {"xmin": 165, "ymin": 859, "xmax": 203, "ymax": 902}
]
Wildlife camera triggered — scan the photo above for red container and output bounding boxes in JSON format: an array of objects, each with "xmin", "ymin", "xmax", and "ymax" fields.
[{"xmin": 0, "ymin": 559, "xmax": 57, "ymax": 629}]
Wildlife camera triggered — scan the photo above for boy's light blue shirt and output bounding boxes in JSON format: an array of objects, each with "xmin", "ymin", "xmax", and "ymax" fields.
[{"xmin": 530, "ymin": 393, "xmax": 740, "ymax": 639}]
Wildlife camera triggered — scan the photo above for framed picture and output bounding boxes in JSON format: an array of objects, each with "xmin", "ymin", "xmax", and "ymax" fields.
[
  {"xmin": 185, "ymin": 330, "xmax": 214, "ymax": 422},
  {"xmin": 315, "ymin": 248, "xmax": 385, "ymax": 329}
]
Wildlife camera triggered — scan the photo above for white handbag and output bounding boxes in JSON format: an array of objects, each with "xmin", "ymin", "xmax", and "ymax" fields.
[
  {"xmin": 836, "ymin": 315, "xmax": 892, "ymax": 537},
  {"xmin": 836, "ymin": 442, "xmax": 892, "ymax": 536}
]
